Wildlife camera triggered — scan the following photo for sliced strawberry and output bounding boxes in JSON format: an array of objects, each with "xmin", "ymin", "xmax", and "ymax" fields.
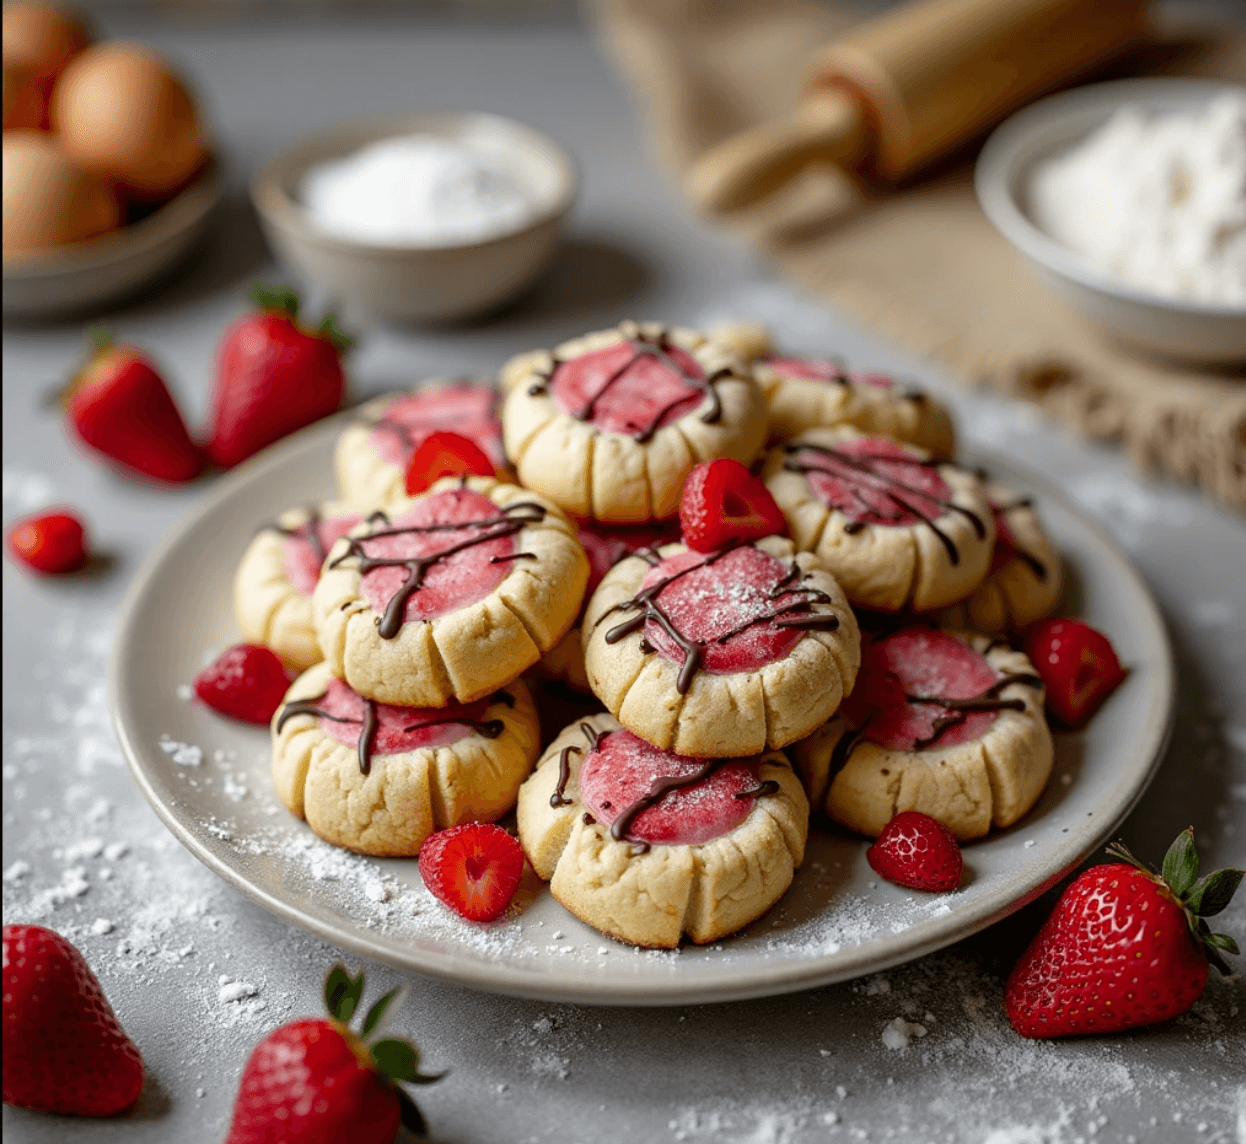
[
  {"xmin": 867, "ymin": 811, "xmax": 963, "ymax": 892},
  {"xmin": 1024, "ymin": 618, "xmax": 1125, "ymax": 729},
  {"xmin": 418, "ymin": 823, "xmax": 524, "ymax": 922},
  {"xmin": 680, "ymin": 458, "xmax": 786, "ymax": 552},
  {"xmin": 6, "ymin": 509, "xmax": 87, "ymax": 573},
  {"xmin": 2, "ymin": 925, "xmax": 145, "ymax": 1116},
  {"xmin": 194, "ymin": 644, "xmax": 290, "ymax": 725},
  {"xmin": 404, "ymin": 430, "xmax": 495, "ymax": 495},
  {"xmin": 63, "ymin": 332, "xmax": 203, "ymax": 484}
]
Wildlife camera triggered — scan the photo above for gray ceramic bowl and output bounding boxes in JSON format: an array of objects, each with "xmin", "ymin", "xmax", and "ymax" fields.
[
  {"xmin": 975, "ymin": 78, "xmax": 1246, "ymax": 365},
  {"xmin": 251, "ymin": 111, "xmax": 577, "ymax": 324},
  {"xmin": 2, "ymin": 157, "xmax": 224, "ymax": 320}
]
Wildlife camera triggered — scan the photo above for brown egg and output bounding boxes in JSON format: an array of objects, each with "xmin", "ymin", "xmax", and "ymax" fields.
[
  {"xmin": 52, "ymin": 42, "xmax": 207, "ymax": 200},
  {"xmin": 2, "ymin": 3, "xmax": 91, "ymax": 81},
  {"xmin": 2, "ymin": 130, "xmax": 120, "ymax": 253},
  {"xmin": 2, "ymin": 65, "xmax": 49, "ymax": 130}
]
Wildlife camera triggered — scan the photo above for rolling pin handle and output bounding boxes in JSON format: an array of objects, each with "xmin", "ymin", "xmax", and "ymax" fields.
[{"xmin": 686, "ymin": 89, "xmax": 866, "ymax": 215}]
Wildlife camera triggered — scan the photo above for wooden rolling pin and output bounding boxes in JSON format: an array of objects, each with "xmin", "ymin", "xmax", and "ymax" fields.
[{"xmin": 688, "ymin": 0, "xmax": 1148, "ymax": 213}]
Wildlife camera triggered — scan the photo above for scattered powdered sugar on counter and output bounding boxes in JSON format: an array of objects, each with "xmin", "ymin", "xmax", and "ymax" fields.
[{"xmin": 880, "ymin": 1015, "xmax": 927, "ymax": 1050}]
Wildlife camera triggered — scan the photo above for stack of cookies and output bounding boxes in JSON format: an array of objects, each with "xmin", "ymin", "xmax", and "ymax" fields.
[{"xmin": 229, "ymin": 318, "xmax": 1063, "ymax": 949}]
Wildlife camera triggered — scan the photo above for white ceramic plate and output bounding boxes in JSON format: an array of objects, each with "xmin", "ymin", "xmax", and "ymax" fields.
[{"xmin": 109, "ymin": 416, "xmax": 1174, "ymax": 1006}]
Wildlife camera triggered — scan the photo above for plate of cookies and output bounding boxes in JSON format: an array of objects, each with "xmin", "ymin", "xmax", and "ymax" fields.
[{"xmin": 110, "ymin": 320, "xmax": 1174, "ymax": 1005}]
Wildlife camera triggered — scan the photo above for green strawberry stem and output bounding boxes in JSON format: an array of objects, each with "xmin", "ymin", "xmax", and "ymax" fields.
[
  {"xmin": 249, "ymin": 284, "xmax": 353, "ymax": 353},
  {"xmin": 1105, "ymin": 828, "xmax": 1243, "ymax": 977}
]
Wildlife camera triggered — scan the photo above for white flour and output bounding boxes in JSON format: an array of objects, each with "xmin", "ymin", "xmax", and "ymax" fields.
[
  {"xmin": 302, "ymin": 133, "xmax": 536, "ymax": 248},
  {"xmin": 1028, "ymin": 93, "xmax": 1246, "ymax": 306}
]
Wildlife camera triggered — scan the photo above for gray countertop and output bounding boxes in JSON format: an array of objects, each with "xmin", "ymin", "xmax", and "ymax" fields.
[{"xmin": 3, "ymin": 10, "xmax": 1243, "ymax": 1144}]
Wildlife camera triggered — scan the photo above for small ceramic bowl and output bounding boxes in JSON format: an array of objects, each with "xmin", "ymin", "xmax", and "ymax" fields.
[
  {"xmin": 975, "ymin": 78, "xmax": 1246, "ymax": 366},
  {"xmin": 251, "ymin": 111, "xmax": 577, "ymax": 324},
  {"xmin": 2, "ymin": 158, "xmax": 224, "ymax": 320}
]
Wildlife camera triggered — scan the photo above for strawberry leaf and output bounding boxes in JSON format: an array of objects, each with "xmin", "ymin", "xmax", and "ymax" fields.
[
  {"xmin": 87, "ymin": 325, "xmax": 113, "ymax": 355},
  {"xmin": 251, "ymin": 285, "xmax": 300, "ymax": 319},
  {"xmin": 1203, "ymin": 932, "xmax": 1240, "ymax": 954},
  {"xmin": 1160, "ymin": 827, "xmax": 1198, "ymax": 897},
  {"xmin": 361, "ymin": 986, "xmax": 403, "ymax": 1038},
  {"xmin": 396, "ymin": 1087, "xmax": 428, "ymax": 1138},
  {"xmin": 323, "ymin": 964, "xmax": 365, "ymax": 1023},
  {"xmin": 317, "ymin": 314, "xmax": 353, "ymax": 354},
  {"xmin": 1185, "ymin": 867, "xmax": 1244, "ymax": 917},
  {"xmin": 371, "ymin": 1038, "xmax": 417, "ymax": 1082}
]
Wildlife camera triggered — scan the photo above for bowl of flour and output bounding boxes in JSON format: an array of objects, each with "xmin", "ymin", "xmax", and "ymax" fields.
[
  {"xmin": 975, "ymin": 78, "xmax": 1246, "ymax": 365},
  {"xmin": 252, "ymin": 112, "xmax": 577, "ymax": 323}
]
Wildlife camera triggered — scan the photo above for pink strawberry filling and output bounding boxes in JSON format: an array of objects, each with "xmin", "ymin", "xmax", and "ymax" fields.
[
  {"xmin": 795, "ymin": 435, "xmax": 950, "ymax": 528},
  {"xmin": 639, "ymin": 546, "xmax": 804, "ymax": 674},
  {"xmin": 315, "ymin": 676, "xmax": 482, "ymax": 754},
  {"xmin": 550, "ymin": 339, "xmax": 706, "ymax": 436},
  {"xmin": 578, "ymin": 728, "xmax": 760, "ymax": 846},
  {"xmin": 767, "ymin": 356, "xmax": 894, "ymax": 389},
  {"xmin": 839, "ymin": 628, "xmax": 1000, "ymax": 751},
  {"xmin": 283, "ymin": 512, "xmax": 365, "ymax": 595},
  {"xmin": 359, "ymin": 488, "xmax": 514, "ymax": 623},
  {"xmin": 577, "ymin": 518, "xmax": 681, "ymax": 598},
  {"xmin": 372, "ymin": 384, "xmax": 505, "ymax": 468}
]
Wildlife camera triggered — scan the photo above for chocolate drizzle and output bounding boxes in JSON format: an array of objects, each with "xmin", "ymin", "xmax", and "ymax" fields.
[
  {"xmin": 995, "ymin": 499, "xmax": 1048, "ymax": 581},
  {"xmin": 266, "ymin": 506, "xmax": 329, "ymax": 565},
  {"xmin": 784, "ymin": 441, "xmax": 985, "ymax": 565},
  {"xmin": 541, "ymin": 329, "xmax": 730, "ymax": 443},
  {"xmin": 367, "ymin": 382, "xmax": 502, "ymax": 462},
  {"xmin": 598, "ymin": 549, "xmax": 840, "ymax": 694},
  {"xmin": 275, "ymin": 689, "xmax": 512, "ymax": 776},
  {"xmin": 906, "ymin": 672, "xmax": 1042, "ymax": 750},
  {"xmin": 551, "ymin": 722, "xmax": 607, "ymax": 808},
  {"xmin": 329, "ymin": 500, "xmax": 546, "ymax": 638}
]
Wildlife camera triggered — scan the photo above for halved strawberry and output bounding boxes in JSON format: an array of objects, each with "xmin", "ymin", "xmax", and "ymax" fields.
[
  {"xmin": 679, "ymin": 458, "xmax": 786, "ymax": 552},
  {"xmin": 194, "ymin": 644, "xmax": 290, "ymax": 725},
  {"xmin": 6, "ymin": 509, "xmax": 87, "ymax": 574},
  {"xmin": 1024, "ymin": 618, "xmax": 1125, "ymax": 729},
  {"xmin": 404, "ymin": 430, "xmax": 495, "ymax": 495},
  {"xmin": 867, "ymin": 811, "xmax": 963, "ymax": 892},
  {"xmin": 417, "ymin": 823, "xmax": 524, "ymax": 922}
]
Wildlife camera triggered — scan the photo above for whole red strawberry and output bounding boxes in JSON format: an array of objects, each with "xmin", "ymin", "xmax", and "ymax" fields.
[
  {"xmin": 227, "ymin": 964, "xmax": 440, "ymax": 1144},
  {"xmin": 207, "ymin": 287, "xmax": 349, "ymax": 469},
  {"xmin": 680, "ymin": 458, "xmax": 786, "ymax": 552},
  {"xmin": 867, "ymin": 811, "xmax": 963, "ymax": 892},
  {"xmin": 3, "ymin": 925, "xmax": 144, "ymax": 1116},
  {"xmin": 405, "ymin": 430, "xmax": 495, "ymax": 495},
  {"xmin": 194, "ymin": 644, "xmax": 290, "ymax": 724},
  {"xmin": 6, "ymin": 509, "xmax": 88, "ymax": 573},
  {"xmin": 1006, "ymin": 829, "xmax": 1242, "ymax": 1038},
  {"xmin": 1024, "ymin": 618, "xmax": 1126, "ymax": 729},
  {"xmin": 419, "ymin": 823, "xmax": 525, "ymax": 922},
  {"xmin": 63, "ymin": 330, "xmax": 203, "ymax": 483}
]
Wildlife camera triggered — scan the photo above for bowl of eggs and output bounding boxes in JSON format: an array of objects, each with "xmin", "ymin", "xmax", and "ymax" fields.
[{"xmin": 2, "ymin": 2, "xmax": 221, "ymax": 319}]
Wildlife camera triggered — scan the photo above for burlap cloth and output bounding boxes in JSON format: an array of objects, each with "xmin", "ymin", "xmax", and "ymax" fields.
[{"xmin": 594, "ymin": 0, "xmax": 1246, "ymax": 510}]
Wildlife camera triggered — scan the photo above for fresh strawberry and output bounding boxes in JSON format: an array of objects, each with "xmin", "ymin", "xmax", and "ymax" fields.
[
  {"xmin": 227, "ymin": 964, "xmax": 440, "ymax": 1144},
  {"xmin": 679, "ymin": 458, "xmax": 786, "ymax": 552},
  {"xmin": 404, "ymin": 430, "xmax": 495, "ymax": 495},
  {"xmin": 418, "ymin": 823, "xmax": 524, "ymax": 922},
  {"xmin": 6, "ymin": 509, "xmax": 87, "ymax": 573},
  {"xmin": 866, "ymin": 811, "xmax": 963, "ymax": 892},
  {"xmin": 63, "ymin": 330, "xmax": 203, "ymax": 483},
  {"xmin": 1006, "ymin": 828, "xmax": 1242, "ymax": 1038},
  {"xmin": 2, "ymin": 925, "xmax": 144, "ymax": 1116},
  {"xmin": 207, "ymin": 287, "xmax": 349, "ymax": 469},
  {"xmin": 194, "ymin": 644, "xmax": 290, "ymax": 724},
  {"xmin": 1024, "ymin": 618, "xmax": 1126, "ymax": 728}
]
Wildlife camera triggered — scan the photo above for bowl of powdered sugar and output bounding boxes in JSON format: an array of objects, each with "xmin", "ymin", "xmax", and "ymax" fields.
[
  {"xmin": 252, "ymin": 111, "xmax": 577, "ymax": 323},
  {"xmin": 975, "ymin": 78, "xmax": 1246, "ymax": 365}
]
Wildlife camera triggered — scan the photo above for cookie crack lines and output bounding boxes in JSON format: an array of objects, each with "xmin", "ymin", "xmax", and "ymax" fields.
[
  {"xmin": 782, "ymin": 441, "xmax": 985, "ymax": 564},
  {"xmin": 596, "ymin": 545, "xmax": 842, "ymax": 695},
  {"xmin": 329, "ymin": 500, "xmax": 546, "ymax": 638}
]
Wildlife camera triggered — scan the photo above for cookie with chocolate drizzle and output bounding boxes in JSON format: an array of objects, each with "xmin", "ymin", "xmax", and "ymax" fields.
[
  {"xmin": 234, "ymin": 500, "xmax": 366, "ymax": 672},
  {"xmin": 939, "ymin": 482, "xmax": 1063, "ymax": 634},
  {"xmin": 582, "ymin": 535, "xmax": 860, "ymax": 758},
  {"xmin": 313, "ymin": 476, "xmax": 588, "ymax": 707},
  {"xmin": 501, "ymin": 320, "xmax": 766, "ymax": 524},
  {"xmin": 334, "ymin": 380, "xmax": 508, "ymax": 509},
  {"xmin": 793, "ymin": 628, "xmax": 1053, "ymax": 841},
  {"xmin": 762, "ymin": 425, "xmax": 995, "ymax": 613},
  {"xmin": 272, "ymin": 662, "xmax": 540, "ymax": 857},
  {"xmin": 516, "ymin": 713, "xmax": 808, "ymax": 948}
]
